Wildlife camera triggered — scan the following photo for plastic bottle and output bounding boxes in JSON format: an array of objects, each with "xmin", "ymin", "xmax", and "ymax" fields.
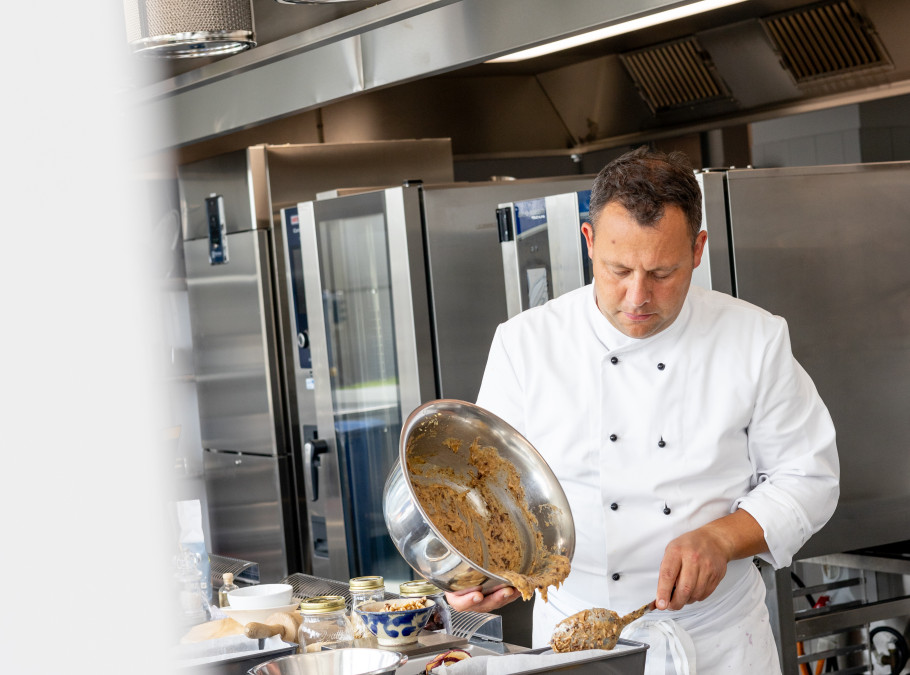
[
  {"xmin": 218, "ymin": 572, "xmax": 239, "ymax": 608},
  {"xmin": 174, "ymin": 546, "xmax": 209, "ymax": 627}
]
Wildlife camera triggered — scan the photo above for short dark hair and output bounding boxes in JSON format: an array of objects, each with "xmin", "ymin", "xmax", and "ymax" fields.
[{"xmin": 588, "ymin": 146, "xmax": 702, "ymax": 245}]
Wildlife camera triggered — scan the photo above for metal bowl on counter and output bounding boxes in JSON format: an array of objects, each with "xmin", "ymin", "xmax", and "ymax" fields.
[
  {"xmin": 383, "ymin": 399, "xmax": 575, "ymax": 595},
  {"xmin": 247, "ymin": 648, "xmax": 407, "ymax": 675}
]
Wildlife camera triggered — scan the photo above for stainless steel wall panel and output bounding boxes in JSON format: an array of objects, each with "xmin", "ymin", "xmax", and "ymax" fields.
[
  {"xmin": 724, "ymin": 161, "xmax": 910, "ymax": 557},
  {"xmin": 142, "ymin": 35, "xmax": 365, "ymax": 152},
  {"xmin": 359, "ymin": 0, "xmax": 652, "ymax": 87},
  {"xmin": 320, "ymin": 76, "xmax": 574, "ymax": 156},
  {"xmin": 359, "ymin": 0, "xmax": 681, "ymax": 96}
]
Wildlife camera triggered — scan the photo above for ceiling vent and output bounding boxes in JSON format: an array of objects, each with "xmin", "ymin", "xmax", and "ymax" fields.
[
  {"xmin": 275, "ymin": 1, "xmax": 365, "ymax": 4},
  {"xmin": 760, "ymin": 0, "xmax": 890, "ymax": 84},
  {"xmin": 619, "ymin": 37, "xmax": 732, "ymax": 114},
  {"xmin": 125, "ymin": 0, "xmax": 256, "ymax": 58}
]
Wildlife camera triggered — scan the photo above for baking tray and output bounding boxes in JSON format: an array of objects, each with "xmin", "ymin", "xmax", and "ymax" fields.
[
  {"xmin": 519, "ymin": 640, "xmax": 649, "ymax": 674},
  {"xmin": 397, "ymin": 639, "xmax": 648, "ymax": 675}
]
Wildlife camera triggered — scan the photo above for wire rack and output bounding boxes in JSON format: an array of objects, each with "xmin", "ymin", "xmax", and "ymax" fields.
[
  {"xmin": 210, "ymin": 553, "xmax": 260, "ymax": 589},
  {"xmin": 280, "ymin": 573, "xmax": 503, "ymax": 642}
]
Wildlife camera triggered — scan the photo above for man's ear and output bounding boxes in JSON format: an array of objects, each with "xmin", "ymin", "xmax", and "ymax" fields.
[
  {"xmin": 693, "ymin": 229, "xmax": 708, "ymax": 268},
  {"xmin": 581, "ymin": 221, "xmax": 595, "ymax": 259}
]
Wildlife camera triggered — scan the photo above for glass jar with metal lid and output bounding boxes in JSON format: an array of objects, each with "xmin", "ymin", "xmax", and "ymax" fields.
[
  {"xmin": 349, "ymin": 576, "xmax": 386, "ymax": 609},
  {"xmin": 399, "ymin": 579, "xmax": 453, "ymax": 634},
  {"xmin": 297, "ymin": 595, "xmax": 355, "ymax": 652},
  {"xmin": 348, "ymin": 576, "xmax": 385, "ymax": 637}
]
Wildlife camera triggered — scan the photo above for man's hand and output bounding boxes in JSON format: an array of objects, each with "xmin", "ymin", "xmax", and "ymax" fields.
[
  {"xmin": 655, "ymin": 509, "xmax": 768, "ymax": 611},
  {"xmin": 445, "ymin": 585, "xmax": 519, "ymax": 613}
]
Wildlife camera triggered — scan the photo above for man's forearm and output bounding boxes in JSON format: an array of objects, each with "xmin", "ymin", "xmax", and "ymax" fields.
[{"xmin": 699, "ymin": 508, "xmax": 768, "ymax": 562}]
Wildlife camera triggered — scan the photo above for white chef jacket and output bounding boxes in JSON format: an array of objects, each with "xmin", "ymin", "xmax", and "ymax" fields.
[{"xmin": 476, "ymin": 284, "xmax": 839, "ymax": 674}]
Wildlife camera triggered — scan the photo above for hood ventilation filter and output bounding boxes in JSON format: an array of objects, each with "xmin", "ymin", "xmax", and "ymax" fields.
[
  {"xmin": 761, "ymin": 0, "xmax": 889, "ymax": 83},
  {"xmin": 125, "ymin": 0, "xmax": 256, "ymax": 58},
  {"xmin": 619, "ymin": 37, "xmax": 732, "ymax": 114}
]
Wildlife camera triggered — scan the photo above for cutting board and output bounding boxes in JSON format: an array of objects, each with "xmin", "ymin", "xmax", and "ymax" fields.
[
  {"xmin": 182, "ymin": 612, "xmax": 302, "ymax": 644},
  {"xmin": 181, "ymin": 618, "xmax": 246, "ymax": 644}
]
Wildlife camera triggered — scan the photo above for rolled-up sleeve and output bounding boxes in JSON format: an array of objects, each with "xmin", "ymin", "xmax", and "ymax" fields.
[{"xmin": 734, "ymin": 317, "xmax": 840, "ymax": 568}]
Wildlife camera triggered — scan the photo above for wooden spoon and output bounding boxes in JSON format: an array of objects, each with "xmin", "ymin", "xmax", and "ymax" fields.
[{"xmin": 550, "ymin": 600, "xmax": 655, "ymax": 652}]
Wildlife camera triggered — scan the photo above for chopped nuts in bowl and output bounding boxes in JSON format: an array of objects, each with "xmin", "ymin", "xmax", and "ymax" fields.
[
  {"xmin": 353, "ymin": 598, "xmax": 436, "ymax": 646},
  {"xmin": 381, "ymin": 597, "xmax": 429, "ymax": 611}
]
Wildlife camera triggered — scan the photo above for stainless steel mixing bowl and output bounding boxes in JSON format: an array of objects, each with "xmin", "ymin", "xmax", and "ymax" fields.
[
  {"xmin": 248, "ymin": 648, "xmax": 406, "ymax": 675},
  {"xmin": 383, "ymin": 399, "xmax": 575, "ymax": 595}
]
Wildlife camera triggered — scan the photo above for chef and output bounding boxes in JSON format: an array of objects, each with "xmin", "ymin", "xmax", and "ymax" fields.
[{"xmin": 446, "ymin": 147, "xmax": 840, "ymax": 674}]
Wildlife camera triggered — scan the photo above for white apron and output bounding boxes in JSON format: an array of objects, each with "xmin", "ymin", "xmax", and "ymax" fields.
[
  {"xmin": 532, "ymin": 560, "xmax": 781, "ymax": 674},
  {"xmin": 477, "ymin": 284, "xmax": 838, "ymax": 675}
]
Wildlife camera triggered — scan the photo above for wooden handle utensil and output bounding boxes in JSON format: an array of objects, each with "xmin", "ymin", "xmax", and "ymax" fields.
[
  {"xmin": 550, "ymin": 600, "xmax": 656, "ymax": 652},
  {"xmin": 244, "ymin": 612, "xmax": 302, "ymax": 642}
]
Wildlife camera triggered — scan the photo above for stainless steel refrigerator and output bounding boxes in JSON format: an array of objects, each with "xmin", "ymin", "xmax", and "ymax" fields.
[
  {"xmin": 712, "ymin": 161, "xmax": 910, "ymax": 675},
  {"xmin": 714, "ymin": 162, "xmax": 910, "ymax": 557},
  {"xmin": 178, "ymin": 141, "xmax": 453, "ymax": 582},
  {"xmin": 295, "ymin": 176, "xmax": 594, "ymax": 583}
]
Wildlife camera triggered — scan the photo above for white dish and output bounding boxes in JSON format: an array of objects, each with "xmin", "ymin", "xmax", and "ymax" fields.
[
  {"xmin": 222, "ymin": 602, "xmax": 300, "ymax": 626},
  {"xmin": 227, "ymin": 583, "xmax": 294, "ymax": 609}
]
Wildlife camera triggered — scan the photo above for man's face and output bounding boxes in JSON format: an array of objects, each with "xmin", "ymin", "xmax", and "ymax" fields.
[{"xmin": 582, "ymin": 201, "xmax": 707, "ymax": 339}]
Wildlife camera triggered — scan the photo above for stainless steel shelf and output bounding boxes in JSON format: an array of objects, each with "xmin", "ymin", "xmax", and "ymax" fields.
[{"xmin": 763, "ymin": 546, "xmax": 910, "ymax": 675}]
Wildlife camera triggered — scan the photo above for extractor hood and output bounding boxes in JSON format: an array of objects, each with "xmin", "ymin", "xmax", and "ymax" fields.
[
  {"xmin": 132, "ymin": 0, "xmax": 910, "ymax": 155},
  {"xmin": 610, "ymin": 0, "xmax": 894, "ymax": 120},
  {"xmin": 475, "ymin": 0, "xmax": 910, "ymax": 152}
]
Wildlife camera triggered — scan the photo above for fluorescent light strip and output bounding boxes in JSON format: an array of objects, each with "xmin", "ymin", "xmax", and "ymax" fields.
[{"xmin": 487, "ymin": 0, "xmax": 749, "ymax": 63}]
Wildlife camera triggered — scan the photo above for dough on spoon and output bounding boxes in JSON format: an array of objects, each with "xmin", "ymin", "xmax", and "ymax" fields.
[{"xmin": 550, "ymin": 601, "xmax": 654, "ymax": 652}]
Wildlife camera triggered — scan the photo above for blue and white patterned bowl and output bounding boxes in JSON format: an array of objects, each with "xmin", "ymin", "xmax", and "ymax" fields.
[{"xmin": 353, "ymin": 599, "xmax": 436, "ymax": 646}]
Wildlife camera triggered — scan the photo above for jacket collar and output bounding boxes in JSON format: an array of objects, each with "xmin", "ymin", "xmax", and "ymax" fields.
[{"xmin": 586, "ymin": 283, "xmax": 694, "ymax": 354}]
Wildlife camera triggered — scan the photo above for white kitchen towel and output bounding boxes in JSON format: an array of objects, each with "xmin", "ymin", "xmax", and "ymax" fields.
[{"xmin": 623, "ymin": 618, "xmax": 696, "ymax": 675}]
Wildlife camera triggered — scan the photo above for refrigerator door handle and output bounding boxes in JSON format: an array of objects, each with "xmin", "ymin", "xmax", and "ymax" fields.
[{"xmin": 304, "ymin": 439, "xmax": 329, "ymax": 502}]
